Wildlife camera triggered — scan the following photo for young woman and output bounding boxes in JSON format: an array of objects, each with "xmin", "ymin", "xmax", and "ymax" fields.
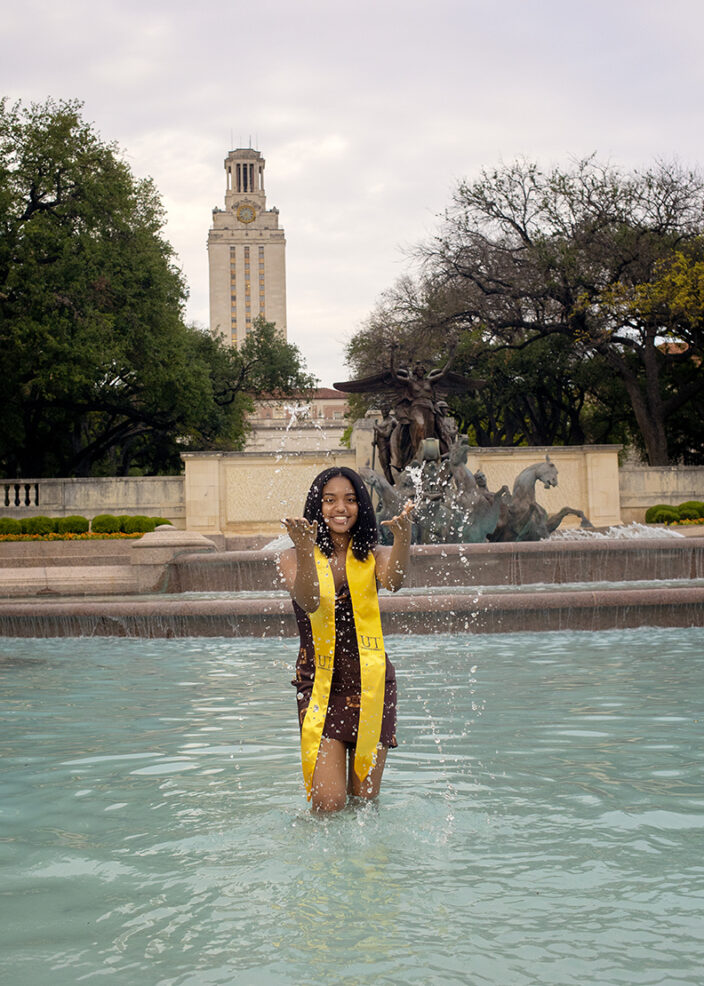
[{"xmin": 279, "ymin": 466, "xmax": 413, "ymax": 813}]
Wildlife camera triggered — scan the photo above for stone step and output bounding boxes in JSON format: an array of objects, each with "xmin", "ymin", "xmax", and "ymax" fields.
[
  {"xmin": 0, "ymin": 565, "xmax": 138, "ymax": 598},
  {"xmin": 0, "ymin": 540, "xmax": 136, "ymax": 567},
  {"xmin": 0, "ymin": 554, "xmax": 131, "ymax": 568}
]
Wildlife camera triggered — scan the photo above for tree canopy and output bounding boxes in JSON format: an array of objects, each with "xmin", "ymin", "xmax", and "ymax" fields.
[
  {"xmin": 0, "ymin": 98, "xmax": 314, "ymax": 477},
  {"xmin": 346, "ymin": 158, "xmax": 704, "ymax": 465}
]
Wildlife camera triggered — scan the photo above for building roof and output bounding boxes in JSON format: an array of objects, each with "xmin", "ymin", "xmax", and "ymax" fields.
[
  {"xmin": 312, "ymin": 388, "xmax": 347, "ymax": 400},
  {"xmin": 253, "ymin": 388, "xmax": 347, "ymax": 402}
]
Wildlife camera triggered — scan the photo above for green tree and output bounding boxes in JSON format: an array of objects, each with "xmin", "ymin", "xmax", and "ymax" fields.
[
  {"xmin": 0, "ymin": 99, "xmax": 314, "ymax": 476},
  {"xmin": 449, "ymin": 334, "xmax": 633, "ymax": 448},
  {"xmin": 345, "ymin": 283, "xmax": 636, "ymax": 449},
  {"xmin": 421, "ymin": 158, "xmax": 704, "ymax": 465}
]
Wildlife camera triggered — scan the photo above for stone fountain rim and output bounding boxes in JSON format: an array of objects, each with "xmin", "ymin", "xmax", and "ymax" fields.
[{"xmin": 171, "ymin": 535, "xmax": 704, "ymax": 564}]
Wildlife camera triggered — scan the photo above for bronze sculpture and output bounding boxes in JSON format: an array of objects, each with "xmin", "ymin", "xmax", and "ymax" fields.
[
  {"xmin": 334, "ymin": 345, "xmax": 483, "ymax": 479},
  {"xmin": 371, "ymin": 401, "xmax": 397, "ymax": 485}
]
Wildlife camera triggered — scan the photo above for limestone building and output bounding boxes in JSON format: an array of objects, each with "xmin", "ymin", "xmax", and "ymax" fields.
[{"xmin": 208, "ymin": 148, "xmax": 287, "ymax": 345}]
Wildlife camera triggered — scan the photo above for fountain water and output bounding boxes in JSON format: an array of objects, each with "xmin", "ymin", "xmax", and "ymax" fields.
[{"xmin": 2, "ymin": 628, "xmax": 703, "ymax": 984}]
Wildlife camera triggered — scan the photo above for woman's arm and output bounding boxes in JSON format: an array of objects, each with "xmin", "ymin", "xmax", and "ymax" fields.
[
  {"xmin": 279, "ymin": 518, "xmax": 320, "ymax": 612},
  {"xmin": 374, "ymin": 501, "xmax": 414, "ymax": 592}
]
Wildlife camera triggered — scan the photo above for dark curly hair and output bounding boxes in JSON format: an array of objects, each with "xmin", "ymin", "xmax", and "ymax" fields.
[{"xmin": 303, "ymin": 467, "xmax": 377, "ymax": 561}]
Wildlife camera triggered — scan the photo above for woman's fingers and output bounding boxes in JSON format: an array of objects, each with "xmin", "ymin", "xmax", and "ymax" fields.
[
  {"xmin": 282, "ymin": 516, "xmax": 309, "ymax": 529},
  {"xmin": 281, "ymin": 517, "xmax": 317, "ymax": 541},
  {"xmin": 380, "ymin": 501, "xmax": 415, "ymax": 528}
]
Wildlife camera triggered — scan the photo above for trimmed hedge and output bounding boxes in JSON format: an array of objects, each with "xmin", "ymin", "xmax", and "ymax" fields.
[
  {"xmin": 22, "ymin": 515, "xmax": 57, "ymax": 535},
  {"xmin": 646, "ymin": 500, "xmax": 704, "ymax": 523},
  {"xmin": 122, "ymin": 515, "xmax": 157, "ymax": 534},
  {"xmin": 645, "ymin": 504, "xmax": 676, "ymax": 523},
  {"xmin": 646, "ymin": 506, "xmax": 678, "ymax": 524},
  {"xmin": 56, "ymin": 515, "xmax": 90, "ymax": 534},
  {"xmin": 0, "ymin": 517, "xmax": 22, "ymax": 534},
  {"xmin": 91, "ymin": 514, "xmax": 121, "ymax": 534},
  {"xmin": 90, "ymin": 514, "xmax": 166, "ymax": 534},
  {"xmin": 678, "ymin": 500, "xmax": 704, "ymax": 518},
  {"xmin": 0, "ymin": 513, "xmax": 172, "ymax": 538}
]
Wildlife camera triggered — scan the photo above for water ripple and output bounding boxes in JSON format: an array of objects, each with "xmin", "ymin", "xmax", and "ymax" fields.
[{"xmin": 0, "ymin": 628, "xmax": 703, "ymax": 984}]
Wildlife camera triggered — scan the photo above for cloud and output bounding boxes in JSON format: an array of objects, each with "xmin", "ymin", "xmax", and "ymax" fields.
[{"xmin": 3, "ymin": 0, "xmax": 704, "ymax": 384}]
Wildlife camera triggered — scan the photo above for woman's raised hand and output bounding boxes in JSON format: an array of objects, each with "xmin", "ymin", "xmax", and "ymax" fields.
[
  {"xmin": 380, "ymin": 500, "xmax": 414, "ymax": 540},
  {"xmin": 282, "ymin": 516, "xmax": 318, "ymax": 553}
]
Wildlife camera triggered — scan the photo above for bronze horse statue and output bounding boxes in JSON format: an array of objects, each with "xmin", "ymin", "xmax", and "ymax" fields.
[
  {"xmin": 490, "ymin": 456, "xmax": 593, "ymax": 542},
  {"xmin": 445, "ymin": 439, "xmax": 510, "ymax": 543}
]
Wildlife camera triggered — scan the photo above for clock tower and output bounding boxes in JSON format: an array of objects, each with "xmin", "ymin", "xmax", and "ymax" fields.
[{"xmin": 208, "ymin": 147, "xmax": 287, "ymax": 345}]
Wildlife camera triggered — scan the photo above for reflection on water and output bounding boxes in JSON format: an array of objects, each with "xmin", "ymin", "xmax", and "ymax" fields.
[{"xmin": 1, "ymin": 629, "xmax": 703, "ymax": 985}]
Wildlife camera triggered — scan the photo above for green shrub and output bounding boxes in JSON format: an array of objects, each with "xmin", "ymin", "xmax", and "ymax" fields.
[
  {"xmin": 677, "ymin": 500, "xmax": 704, "ymax": 518},
  {"xmin": 151, "ymin": 517, "xmax": 173, "ymax": 527},
  {"xmin": 650, "ymin": 507, "xmax": 680, "ymax": 524},
  {"xmin": 22, "ymin": 515, "xmax": 57, "ymax": 535},
  {"xmin": 91, "ymin": 513, "xmax": 121, "ymax": 534},
  {"xmin": 116, "ymin": 514, "xmax": 134, "ymax": 533},
  {"xmin": 645, "ymin": 504, "xmax": 676, "ymax": 523},
  {"xmin": 0, "ymin": 517, "xmax": 22, "ymax": 534},
  {"xmin": 122, "ymin": 515, "xmax": 157, "ymax": 534},
  {"xmin": 678, "ymin": 506, "xmax": 701, "ymax": 521},
  {"xmin": 56, "ymin": 515, "xmax": 89, "ymax": 534}
]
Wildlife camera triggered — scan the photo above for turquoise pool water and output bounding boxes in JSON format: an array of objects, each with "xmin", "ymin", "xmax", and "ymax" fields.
[{"xmin": 1, "ymin": 628, "xmax": 703, "ymax": 985}]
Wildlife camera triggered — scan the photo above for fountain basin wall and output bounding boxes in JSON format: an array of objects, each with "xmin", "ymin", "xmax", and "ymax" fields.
[
  {"xmin": 1, "ymin": 536, "xmax": 702, "ymax": 638},
  {"xmin": 168, "ymin": 538, "xmax": 704, "ymax": 592},
  {"xmin": 0, "ymin": 585, "xmax": 702, "ymax": 637}
]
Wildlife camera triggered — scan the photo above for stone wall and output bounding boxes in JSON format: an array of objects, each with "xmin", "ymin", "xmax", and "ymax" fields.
[
  {"xmin": 181, "ymin": 445, "xmax": 622, "ymax": 533},
  {"xmin": 619, "ymin": 465, "xmax": 704, "ymax": 522},
  {"xmin": 244, "ymin": 422, "xmax": 347, "ymax": 453},
  {"xmin": 5, "ymin": 451, "xmax": 702, "ymax": 535},
  {"xmin": 1, "ymin": 476, "xmax": 185, "ymax": 526},
  {"xmin": 181, "ymin": 449, "xmax": 357, "ymax": 536}
]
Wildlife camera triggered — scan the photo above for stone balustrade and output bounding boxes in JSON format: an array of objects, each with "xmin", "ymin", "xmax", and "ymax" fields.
[{"xmin": 0, "ymin": 476, "xmax": 185, "ymax": 526}]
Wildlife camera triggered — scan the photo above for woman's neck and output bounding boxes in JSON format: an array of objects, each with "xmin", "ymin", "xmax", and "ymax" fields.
[{"xmin": 329, "ymin": 531, "xmax": 350, "ymax": 557}]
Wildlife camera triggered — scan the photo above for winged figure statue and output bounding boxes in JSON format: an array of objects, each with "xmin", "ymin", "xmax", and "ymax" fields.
[{"xmin": 334, "ymin": 346, "xmax": 484, "ymax": 479}]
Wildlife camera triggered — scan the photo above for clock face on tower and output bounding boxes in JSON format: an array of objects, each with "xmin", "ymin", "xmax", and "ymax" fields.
[{"xmin": 236, "ymin": 204, "xmax": 256, "ymax": 224}]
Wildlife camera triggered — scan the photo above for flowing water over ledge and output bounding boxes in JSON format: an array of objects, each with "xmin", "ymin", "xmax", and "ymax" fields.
[
  {"xmin": 1, "ymin": 628, "xmax": 703, "ymax": 985},
  {"xmin": 1, "ymin": 583, "xmax": 702, "ymax": 637}
]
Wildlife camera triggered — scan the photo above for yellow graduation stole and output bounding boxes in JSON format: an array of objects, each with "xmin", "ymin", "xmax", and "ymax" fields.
[{"xmin": 300, "ymin": 543, "xmax": 386, "ymax": 799}]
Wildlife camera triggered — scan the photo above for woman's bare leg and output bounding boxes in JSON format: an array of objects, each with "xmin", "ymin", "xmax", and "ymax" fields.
[
  {"xmin": 311, "ymin": 737, "xmax": 348, "ymax": 812},
  {"xmin": 349, "ymin": 746, "xmax": 388, "ymax": 800}
]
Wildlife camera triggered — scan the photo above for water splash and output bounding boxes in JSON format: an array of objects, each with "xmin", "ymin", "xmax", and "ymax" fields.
[
  {"xmin": 283, "ymin": 401, "xmax": 312, "ymax": 428},
  {"xmin": 551, "ymin": 522, "xmax": 685, "ymax": 541},
  {"xmin": 263, "ymin": 533, "xmax": 294, "ymax": 553},
  {"xmin": 406, "ymin": 463, "xmax": 425, "ymax": 500}
]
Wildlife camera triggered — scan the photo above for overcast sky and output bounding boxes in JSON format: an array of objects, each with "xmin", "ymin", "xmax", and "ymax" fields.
[{"xmin": 4, "ymin": 0, "xmax": 704, "ymax": 385}]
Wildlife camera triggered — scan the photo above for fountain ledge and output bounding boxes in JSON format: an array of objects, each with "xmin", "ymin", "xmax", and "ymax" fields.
[
  {"xmin": 0, "ymin": 584, "xmax": 702, "ymax": 637},
  {"xmin": 170, "ymin": 537, "xmax": 704, "ymax": 591}
]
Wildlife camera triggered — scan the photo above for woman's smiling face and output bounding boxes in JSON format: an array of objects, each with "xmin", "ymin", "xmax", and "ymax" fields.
[{"xmin": 321, "ymin": 475, "xmax": 359, "ymax": 535}]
